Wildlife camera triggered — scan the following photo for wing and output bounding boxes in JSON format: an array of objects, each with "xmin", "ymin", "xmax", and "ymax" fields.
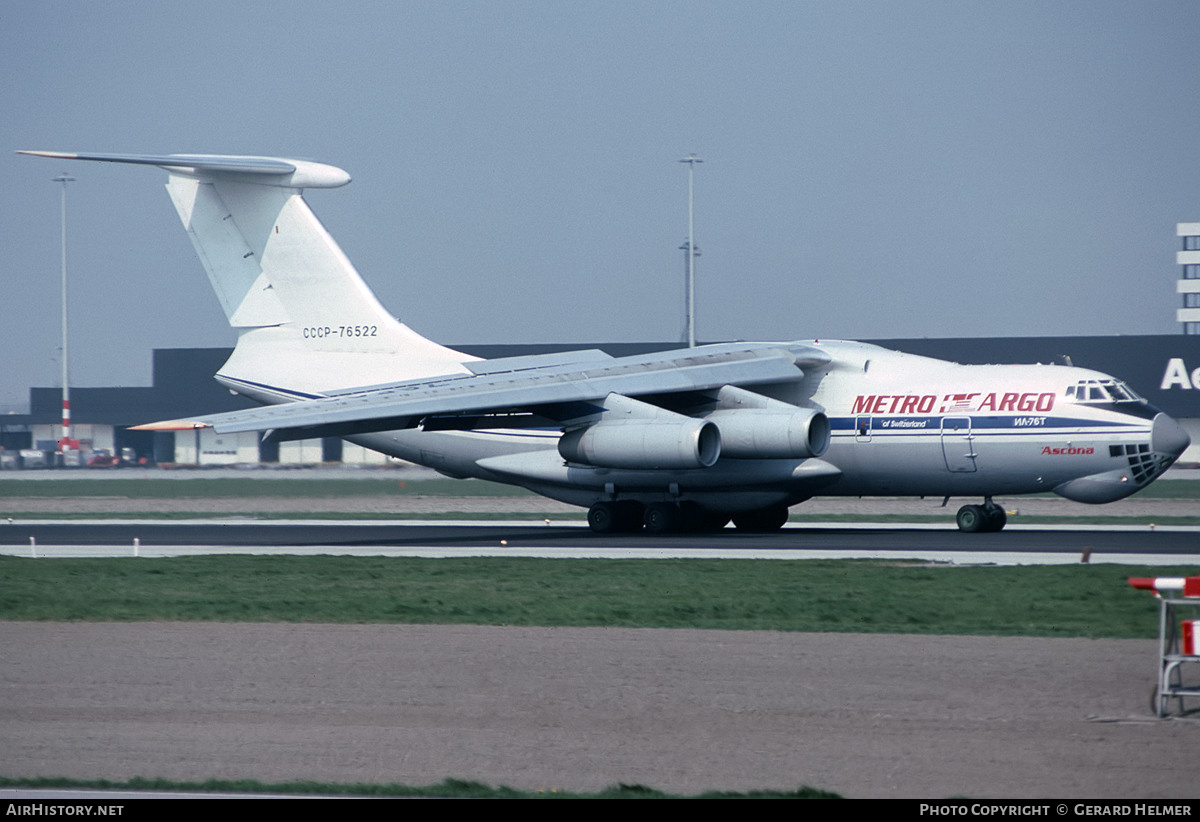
[{"xmin": 134, "ymin": 342, "xmax": 830, "ymax": 442}]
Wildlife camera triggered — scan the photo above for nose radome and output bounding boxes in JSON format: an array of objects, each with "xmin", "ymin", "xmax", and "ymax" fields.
[{"xmin": 1152, "ymin": 413, "xmax": 1191, "ymax": 458}]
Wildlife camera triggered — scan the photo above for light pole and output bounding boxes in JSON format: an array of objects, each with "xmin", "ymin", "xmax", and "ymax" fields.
[
  {"xmin": 678, "ymin": 237, "xmax": 700, "ymax": 343},
  {"xmin": 52, "ymin": 172, "xmax": 75, "ymax": 460},
  {"xmin": 678, "ymin": 154, "xmax": 703, "ymax": 348}
]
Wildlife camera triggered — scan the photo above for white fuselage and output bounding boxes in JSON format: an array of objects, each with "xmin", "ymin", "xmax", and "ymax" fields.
[{"xmin": 322, "ymin": 341, "xmax": 1178, "ymax": 514}]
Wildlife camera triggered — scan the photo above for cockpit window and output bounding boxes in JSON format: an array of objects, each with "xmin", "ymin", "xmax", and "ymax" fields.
[
  {"xmin": 1108, "ymin": 382, "xmax": 1138, "ymax": 401},
  {"xmin": 1066, "ymin": 379, "xmax": 1144, "ymax": 404}
]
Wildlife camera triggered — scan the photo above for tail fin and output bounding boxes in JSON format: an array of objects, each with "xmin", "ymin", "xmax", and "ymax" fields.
[{"xmin": 19, "ymin": 151, "xmax": 474, "ymax": 399}]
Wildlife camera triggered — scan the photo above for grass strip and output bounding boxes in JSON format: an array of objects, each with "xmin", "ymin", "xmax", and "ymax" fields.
[
  {"xmin": 0, "ymin": 775, "xmax": 840, "ymax": 799},
  {"xmin": 0, "ymin": 555, "xmax": 1190, "ymax": 637}
]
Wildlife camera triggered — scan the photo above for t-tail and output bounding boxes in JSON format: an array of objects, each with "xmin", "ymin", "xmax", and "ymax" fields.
[{"xmin": 18, "ymin": 151, "xmax": 475, "ymax": 403}]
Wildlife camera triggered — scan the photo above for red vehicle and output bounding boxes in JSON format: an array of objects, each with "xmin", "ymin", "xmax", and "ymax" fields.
[{"xmin": 86, "ymin": 451, "xmax": 120, "ymax": 468}]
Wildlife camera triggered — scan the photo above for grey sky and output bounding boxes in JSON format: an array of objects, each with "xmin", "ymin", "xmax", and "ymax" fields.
[{"xmin": 3, "ymin": 1, "xmax": 1198, "ymax": 409}]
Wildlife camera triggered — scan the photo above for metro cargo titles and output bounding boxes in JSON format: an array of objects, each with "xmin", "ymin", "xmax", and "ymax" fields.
[{"xmin": 19, "ymin": 150, "xmax": 1191, "ymax": 533}]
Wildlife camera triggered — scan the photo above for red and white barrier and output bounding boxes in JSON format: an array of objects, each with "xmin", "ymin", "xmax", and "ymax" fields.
[
  {"xmin": 1128, "ymin": 576, "xmax": 1200, "ymax": 598},
  {"xmin": 1184, "ymin": 621, "xmax": 1200, "ymax": 656}
]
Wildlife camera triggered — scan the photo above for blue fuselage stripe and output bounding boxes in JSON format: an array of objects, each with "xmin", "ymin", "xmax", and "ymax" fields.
[{"xmin": 828, "ymin": 415, "xmax": 1144, "ymax": 432}]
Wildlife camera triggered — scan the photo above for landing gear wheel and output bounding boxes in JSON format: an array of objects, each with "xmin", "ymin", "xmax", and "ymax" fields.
[
  {"xmin": 957, "ymin": 500, "xmax": 1007, "ymax": 533},
  {"xmin": 956, "ymin": 504, "xmax": 986, "ymax": 533},
  {"xmin": 588, "ymin": 501, "xmax": 645, "ymax": 533},
  {"xmin": 587, "ymin": 501, "xmax": 619, "ymax": 534},
  {"xmin": 644, "ymin": 502, "xmax": 680, "ymax": 534},
  {"xmin": 732, "ymin": 505, "xmax": 789, "ymax": 533}
]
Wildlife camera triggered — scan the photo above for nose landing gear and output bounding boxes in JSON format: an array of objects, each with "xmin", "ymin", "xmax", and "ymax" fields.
[{"xmin": 956, "ymin": 498, "xmax": 1007, "ymax": 533}]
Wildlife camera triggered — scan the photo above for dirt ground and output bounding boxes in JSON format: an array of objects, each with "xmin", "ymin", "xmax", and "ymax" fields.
[{"xmin": 1, "ymin": 621, "xmax": 1194, "ymax": 798}]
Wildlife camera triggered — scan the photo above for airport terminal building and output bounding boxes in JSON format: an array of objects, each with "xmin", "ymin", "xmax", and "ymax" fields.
[{"xmin": 4, "ymin": 334, "xmax": 1198, "ymax": 469}]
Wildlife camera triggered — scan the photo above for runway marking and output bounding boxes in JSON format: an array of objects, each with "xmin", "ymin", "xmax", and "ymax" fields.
[{"xmin": 4, "ymin": 520, "xmax": 1196, "ymax": 565}]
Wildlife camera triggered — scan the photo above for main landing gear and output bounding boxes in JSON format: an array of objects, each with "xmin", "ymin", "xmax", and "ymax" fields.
[
  {"xmin": 586, "ymin": 500, "xmax": 645, "ymax": 534},
  {"xmin": 586, "ymin": 501, "xmax": 787, "ymax": 534},
  {"xmin": 955, "ymin": 498, "xmax": 1007, "ymax": 533}
]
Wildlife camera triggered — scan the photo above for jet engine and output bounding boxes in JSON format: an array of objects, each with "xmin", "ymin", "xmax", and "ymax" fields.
[
  {"xmin": 557, "ymin": 393, "xmax": 722, "ymax": 469},
  {"xmin": 706, "ymin": 407, "xmax": 830, "ymax": 459},
  {"xmin": 558, "ymin": 417, "xmax": 721, "ymax": 470}
]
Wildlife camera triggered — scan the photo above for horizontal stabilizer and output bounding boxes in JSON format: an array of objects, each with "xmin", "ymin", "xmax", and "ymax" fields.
[
  {"xmin": 21, "ymin": 147, "xmax": 474, "ymax": 391},
  {"xmin": 17, "ymin": 151, "xmax": 351, "ymax": 188}
]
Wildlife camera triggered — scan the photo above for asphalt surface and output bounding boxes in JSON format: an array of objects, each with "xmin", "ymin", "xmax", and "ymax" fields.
[{"xmin": 2, "ymin": 520, "xmax": 1197, "ymax": 556}]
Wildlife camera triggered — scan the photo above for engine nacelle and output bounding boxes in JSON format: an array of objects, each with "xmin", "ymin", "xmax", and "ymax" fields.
[
  {"xmin": 558, "ymin": 418, "xmax": 722, "ymax": 469},
  {"xmin": 706, "ymin": 408, "xmax": 830, "ymax": 459}
]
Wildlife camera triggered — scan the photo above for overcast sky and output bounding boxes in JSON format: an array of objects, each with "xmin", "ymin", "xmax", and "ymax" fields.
[{"xmin": 3, "ymin": 1, "xmax": 1199, "ymax": 409}]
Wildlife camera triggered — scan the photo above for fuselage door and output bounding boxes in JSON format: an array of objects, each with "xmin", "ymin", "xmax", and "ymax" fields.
[
  {"xmin": 940, "ymin": 415, "xmax": 977, "ymax": 472},
  {"xmin": 855, "ymin": 415, "xmax": 872, "ymax": 442}
]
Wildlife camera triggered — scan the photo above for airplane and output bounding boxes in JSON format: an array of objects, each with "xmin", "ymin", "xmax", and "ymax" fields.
[{"xmin": 19, "ymin": 150, "xmax": 1191, "ymax": 533}]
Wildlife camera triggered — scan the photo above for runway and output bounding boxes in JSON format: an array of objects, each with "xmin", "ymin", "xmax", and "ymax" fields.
[{"xmin": 2, "ymin": 519, "xmax": 1197, "ymax": 564}]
